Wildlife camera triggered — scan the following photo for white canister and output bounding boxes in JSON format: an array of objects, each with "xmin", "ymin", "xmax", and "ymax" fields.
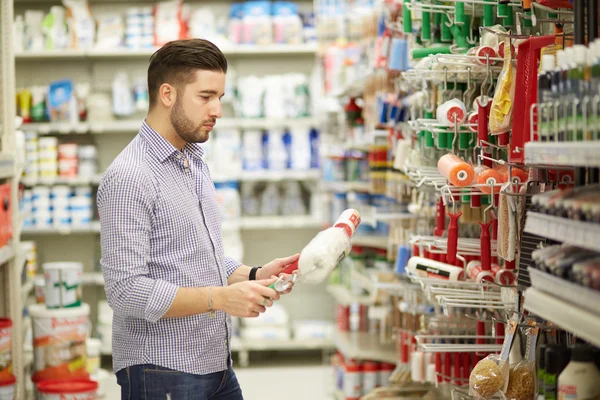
[
  {"xmin": 38, "ymin": 150, "xmax": 58, "ymax": 163},
  {"xmin": 70, "ymin": 197, "xmax": 93, "ymax": 226},
  {"xmin": 86, "ymin": 338, "xmax": 102, "ymax": 375},
  {"xmin": 58, "ymin": 143, "xmax": 78, "ymax": 159},
  {"xmin": 78, "ymin": 161, "xmax": 97, "ymax": 177},
  {"xmin": 58, "ymin": 159, "xmax": 78, "ymax": 177},
  {"xmin": 42, "ymin": 262, "xmax": 83, "ymax": 309},
  {"xmin": 74, "ymin": 186, "xmax": 92, "ymax": 198},
  {"xmin": 51, "ymin": 185, "xmax": 71, "ymax": 197},
  {"xmin": 0, "ymin": 376, "xmax": 15, "ymax": 400},
  {"xmin": 33, "ymin": 213, "xmax": 52, "ymax": 228},
  {"xmin": 78, "ymin": 145, "xmax": 97, "ymax": 160},
  {"xmin": 38, "ymin": 137, "xmax": 58, "ymax": 151},
  {"xmin": 32, "ymin": 186, "xmax": 51, "ymax": 200},
  {"xmin": 29, "ymin": 304, "xmax": 90, "ymax": 383}
]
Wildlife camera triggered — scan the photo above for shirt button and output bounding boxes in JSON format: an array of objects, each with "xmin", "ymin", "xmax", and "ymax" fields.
[
  {"xmin": 176, "ymin": 154, "xmax": 182, "ymax": 159},
  {"xmin": 185, "ymin": 168, "xmax": 190, "ymax": 173}
]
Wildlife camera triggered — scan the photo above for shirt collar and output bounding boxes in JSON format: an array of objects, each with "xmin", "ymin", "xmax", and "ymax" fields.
[{"xmin": 139, "ymin": 120, "xmax": 204, "ymax": 162}]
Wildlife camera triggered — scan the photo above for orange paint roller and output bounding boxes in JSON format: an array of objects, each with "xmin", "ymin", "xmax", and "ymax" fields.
[
  {"xmin": 473, "ymin": 165, "xmax": 504, "ymax": 194},
  {"xmin": 437, "ymin": 153, "xmax": 475, "ymax": 187},
  {"xmin": 494, "ymin": 165, "xmax": 529, "ymax": 184}
]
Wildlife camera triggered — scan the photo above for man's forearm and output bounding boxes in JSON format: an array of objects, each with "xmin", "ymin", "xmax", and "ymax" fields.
[
  {"xmin": 163, "ymin": 286, "xmax": 226, "ymax": 318},
  {"xmin": 227, "ymin": 265, "xmax": 252, "ymax": 285}
]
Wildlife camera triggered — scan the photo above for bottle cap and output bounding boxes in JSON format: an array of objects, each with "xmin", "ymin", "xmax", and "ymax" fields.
[
  {"xmin": 556, "ymin": 49, "xmax": 567, "ymax": 68},
  {"xmin": 571, "ymin": 344, "xmax": 596, "ymax": 363},
  {"xmin": 541, "ymin": 54, "xmax": 556, "ymax": 72},
  {"xmin": 545, "ymin": 345, "xmax": 571, "ymax": 374}
]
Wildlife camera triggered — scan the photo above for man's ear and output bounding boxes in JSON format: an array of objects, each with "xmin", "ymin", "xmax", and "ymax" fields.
[{"xmin": 158, "ymin": 83, "xmax": 176, "ymax": 108}]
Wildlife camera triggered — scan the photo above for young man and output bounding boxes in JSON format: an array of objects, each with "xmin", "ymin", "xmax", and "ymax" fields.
[{"xmin": 97, "ymin": 38, "xmax": 299, "ymax": 399}]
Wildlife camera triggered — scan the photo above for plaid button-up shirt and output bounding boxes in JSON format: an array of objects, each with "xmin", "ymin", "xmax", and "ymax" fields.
[{"xmin": 97, "ymin": 121, "xmax": 240, "ymax": 375}]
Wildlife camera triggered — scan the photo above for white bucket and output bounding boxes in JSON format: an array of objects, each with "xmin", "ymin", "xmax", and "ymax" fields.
[
  {"xmin": 43, "ymin": 262, "xmax": 83, "ymax": 309},
  {"xmin": 29, "ymin": 304, "xmax": 90, "ymax": 383},
  {"xmin": 37, "ymin": 379, "xmax": 98, "ymax": 400},
  {"xmin": 0, "ymin": 376, "xmax": 15, "ymax": 400}
]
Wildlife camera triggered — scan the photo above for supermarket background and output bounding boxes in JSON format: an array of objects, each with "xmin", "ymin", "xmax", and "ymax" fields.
[{"xmin": 0, "ymin": 0, "xmax": 599, "ymax": 399}]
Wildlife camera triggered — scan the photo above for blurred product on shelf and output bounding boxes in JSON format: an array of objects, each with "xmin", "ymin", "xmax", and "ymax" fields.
[
  {"xmin": 531, "ymin": 245, "xmax": 600, "ymax": 291},
  {"xmin": 36, "ymin": 378, "xmax": 98, "ymax": 400},
  {"xmin": 0, "ymin": 183, "xmax": 12, "ymax": 248},
  {"xmin": 332, "ymin": 351, "xmax": 396, "ymax": 400},
  {"xmin": 215, "ymin": 181, "xmax": 241, "ymax": 221},
  {"xmin": 28, "ymin": 303, "xmax": 89, "ymax": 383},
  {"xmin": 85, "ymin": 338, "xmax": 101, "ymax": 376},
  {"xmin": 0, "ymin": 318, "xmax": 14, "ymax": 384},
  {"xmin": 14, "ymin": 1, "xmax": 315, "ymax": 53},
  {"xmin": 20, "ymin": 241, "xmax": 37, "ymax": 280},
  {"xmin": 531, "ymin": 184, "xmax": 600, "ymax": 223},
  {"xmin": 42, "ymin": 262, "xmax": 83, "ymax": 309},
  {"xmin": 239, "ymin": 181, "xmax": 309, "ymax": 217},
  {"xmin": 22, "ymin": 184, "xmax": 94, "ymax": 229},
  {"xmin": 20, "ymin": 132, "xmax": 98, "ymax": 183},
  {"xmin": 558, "ymin": 344, "xmax": 600, "ymax": 399},
  {"xmin": 96, "ymin": 301, "xmax": 112, "ymax": 354}
]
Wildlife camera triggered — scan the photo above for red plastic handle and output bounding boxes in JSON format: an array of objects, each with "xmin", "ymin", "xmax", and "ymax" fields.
[
  {"xmin": 496, "ymin": 322, "xmax": 505, "ymax": 345},
  {"xmin": 446, "ymin": 212, "xmax": 462, "ymax": 265},
  {"xmin": 434, "ymin": 197, "xmax": 445, "ymax": 237},
  {"xmin": 477, "ymin": 98, "xmax": 492, "ymax": 168},
  {"xmin": 435, "ymin": 353, "xmax": 442, "ymax": 383},
  {"xmin": 282, "ymin": 260, "xmax": 299, "ymax": 275},
  {"xmin": 479, "ymin": 221, "xmax": 493, "ymax": 271},
  {"xmin": 462, "ymin": 353, "xmax": 471, "ymax": 381},
  {"xmin": 453, "ymin": 352, "xmax": 461, "ymax": 385},
  {"xmin": 491, "ymin": 212, "xmax": 498, "ymax": 241},
  {"xmin": 444, "ymin": 353, "xmax": 452, "ymax": 383}
]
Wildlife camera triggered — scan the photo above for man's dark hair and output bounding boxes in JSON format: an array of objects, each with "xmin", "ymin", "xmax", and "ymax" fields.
[{"xmin": 147, "ymin": 38, "xmax": 228, "ymax": 108}]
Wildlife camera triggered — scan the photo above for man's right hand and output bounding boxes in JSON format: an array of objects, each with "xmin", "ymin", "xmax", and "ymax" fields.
[{"xmin": 214, "ymin": 278, "xmax": 280, "ymax": 318}]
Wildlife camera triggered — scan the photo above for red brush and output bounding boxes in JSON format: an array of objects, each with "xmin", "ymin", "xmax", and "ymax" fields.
[
  {"xmin": 446, "ymin": 212, "xmax": 462, "ymax": 266},
  {"xmin": 434, "ymin": 197, "xmax": 446, "ymax": 237}
]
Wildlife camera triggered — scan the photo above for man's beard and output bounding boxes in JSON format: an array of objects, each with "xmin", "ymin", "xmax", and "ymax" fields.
[{"xmin": 169, "ymin": 97, "xmax": 212, "ymax": 144}]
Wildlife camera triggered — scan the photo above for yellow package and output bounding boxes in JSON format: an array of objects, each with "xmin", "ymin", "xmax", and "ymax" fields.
[{"xmin": 489, "ymin": 36, "xmax": 516, "ymax": 135}]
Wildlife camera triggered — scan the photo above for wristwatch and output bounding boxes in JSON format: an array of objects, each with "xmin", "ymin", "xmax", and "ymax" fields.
[{"xmin": 249, "ymin": 266, "xmax": 262, "ymax": 281}]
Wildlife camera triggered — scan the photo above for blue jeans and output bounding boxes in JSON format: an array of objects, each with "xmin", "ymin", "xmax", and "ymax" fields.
[{"xmin": 116, "ymin": 364, "xmax": 244, "ymax": 400}]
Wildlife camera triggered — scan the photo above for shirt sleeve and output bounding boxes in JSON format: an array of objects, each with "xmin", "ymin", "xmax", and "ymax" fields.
[
  {"xmin": 224, "ymin": 256, "xmax": 242, "ymax": 278},
  {"xmin": 97, "ymin": 168, "xmax": 179, "ymax": 323}
]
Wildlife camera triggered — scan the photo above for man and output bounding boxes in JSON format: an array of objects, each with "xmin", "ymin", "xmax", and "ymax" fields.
[{"xmin": 97, "ymin": 38, "xmax": 299, "ymax": 399}]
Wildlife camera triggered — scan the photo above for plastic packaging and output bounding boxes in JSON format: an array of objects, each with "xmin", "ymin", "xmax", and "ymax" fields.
[
  {"xmin": 112, "ymin": 72, "xmax": 135, "ymax": 117},
  {"xmin": 406, "ymin": 256, "xmax": 465, "ymax": 281},
  {"xmin": 505, "ymin": 360, "xmax": 536, "ymax": 400},
  {"xmin": 469, "ymin": 355, "xmax": 508, "ymax": 399},
  {"xmin": 63, "ymin": 0, "xmax": 95, "ymax": 49},
  {"xmin": 437, "ymin": 153, "xmax": 475, "ymax": 187},
  {"xmin": 558, "ymin": 344, "xmax": 600, "ymax": 400},
  {"xmin": 489, "ymin": 37, "xmax": 517, "ymax": 135}
]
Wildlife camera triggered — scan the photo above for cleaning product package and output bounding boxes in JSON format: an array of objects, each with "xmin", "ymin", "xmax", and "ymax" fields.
[
  {"xmin": 63, "ymin": 0, "xmax": 95, "ymax": 49},
  {"xmin": 489, "ymin": 37, "xmax": 517, "ymax": 135},
  {"xmin": 47, "ymin": 80, "xmax": 74, "ymax": 122},
  {"xmin": 242, "ymin": 1, "xmax": 273, "ymax": 45},
  {"xmin": 273, "ymin": 1, "xmax": 303, "ymax": 44},
  {"xmin": 242, "ymin": 130, "xmax": 264, "ymax": 171}
]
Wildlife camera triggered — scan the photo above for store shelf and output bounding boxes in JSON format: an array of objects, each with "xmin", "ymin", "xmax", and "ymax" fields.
[
  {"xmin": 524, "ymin": 288, "xmax": 600, "ymax": 348},
  {"xmin": 22, "ymin": 221, "xmax": 101, "ymax": 235},
  {"xmin": 21, "ymin": 117, "xmax": 316, "ymax": 135},
  {"xmin": 0, "ymin": 245, "xmax": 15, "ymax": 265},
  {"xmin": 21, "ymin": 174, "xmax": 103, "ymax": 186},
  {"xmin": 352, "ymin": 235, "xmax": 389, "ymax": 249},
  {"xmin": 240, "ymin": 216, "xmax": 325, "ymax": 230},
  {"xmin": 15, "ymin": 44, "xmax": 317, "ymax": 60},
  {"xmin": 0, "ymin": 154, "xmax": 15, "ymax": 179},
  {"xmin": 213, "ymin": 169, "xmax": 321, "ymax": 183},
  {"xmin": 21, "ymin": 279, "xmax": 35, "ymax": 303},
  {"xmin": 524, "ymin": 211, "xmax": 600, "ymax": 253},
  {"xmin": 334, "ymin": 330, "xmax": 397, "ymax": 364},
  {"xmin": 326, "ymin": 181, "xmax": 372, "ymax": 193},
  {"xmin": 82, "ymin": 272, "xmax": 105, "ymax": 286},
  {"xmin": 326, "ymin": 285, "xmax": 374, "ymax": 306},
  {"xmin": 241, "ymin": 337, "xmax": 334, "ymax": 351},
  {"xmin": 524, "ymin": 141, "xmax": 600, "ymax": 167}
]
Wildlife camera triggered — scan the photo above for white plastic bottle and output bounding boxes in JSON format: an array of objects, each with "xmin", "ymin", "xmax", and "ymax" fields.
[
  {"xmin": 558, "ymin": 345, "xmax": 600, "ymax": 400},
  {"xmin": 112, "ymin": 72, "xmax": 135, "ymax": 117}
]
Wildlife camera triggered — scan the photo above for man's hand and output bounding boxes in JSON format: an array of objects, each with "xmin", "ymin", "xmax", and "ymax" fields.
[
  {"xmin": 215, "ymin": 278, "xmax": 280, "ymax": 318},
  {"xmin": 258, "ymin": 254, "xmax": 300, "ymax": 295}
]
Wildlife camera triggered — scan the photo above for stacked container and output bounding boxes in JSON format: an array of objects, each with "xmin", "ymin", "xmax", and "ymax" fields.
[
  {"xmin": 57, "ymin": 143, "xmax": 78, "ymax": 178},
  {"xmin": 38, "ymin": 137, "xmax": 58, "ymax": 180}
]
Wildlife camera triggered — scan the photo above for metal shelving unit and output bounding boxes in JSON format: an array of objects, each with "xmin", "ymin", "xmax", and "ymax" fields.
[
  {"xmin": 524, "ymin": 141, "xmax": 600, "ymax": 167},
  {"xmin": 333, "ymin": 330, "xmax": 397, "ymax": 364},
  {"xmin": 524, "ymin": 211, "xmax": 600, "ymax": 253}
]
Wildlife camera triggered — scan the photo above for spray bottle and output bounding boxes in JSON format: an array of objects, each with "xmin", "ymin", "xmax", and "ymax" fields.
[
  {"xmin": 538, "ymin": 54, "xmax": 556, "ymax": 141},
  {"xmin": 569, "ymin": 45, "xmax": 588, "ymax": 140}
]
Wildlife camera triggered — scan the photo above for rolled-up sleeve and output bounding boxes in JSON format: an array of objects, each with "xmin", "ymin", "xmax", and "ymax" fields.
[
  {"xmin": 97, "ymin": 169, "xmax": 178, "ymax": 323},
  {"xmin": 224, "ymin": 256, "xmax": 242, "ymax": 278}
]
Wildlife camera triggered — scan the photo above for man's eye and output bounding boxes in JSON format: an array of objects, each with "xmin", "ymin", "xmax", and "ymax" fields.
[{"xmin": 200, "ymin": 96, "xmax": 210, "ymax": 100}]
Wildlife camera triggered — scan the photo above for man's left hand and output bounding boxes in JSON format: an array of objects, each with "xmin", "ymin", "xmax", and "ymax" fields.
[{"xmin": 257, "ymin": 253, "xmax": 300, "ymax": 295}]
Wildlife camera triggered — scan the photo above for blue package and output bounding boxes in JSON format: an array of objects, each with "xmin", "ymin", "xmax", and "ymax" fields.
[
  {"xmin": 395, "ymin": 245, "xmax": 411, "ymax": 275},
  {"xmin": 47, "ymin": 79, "xmax": 73, "ymax": 122},
  {"xmin": 243, "ymin": 1, "xmax": 272, "ymax": 17},
  {"xmin": 309, "ymin": 128, "xmax": 320, "ymax": 169},
  {"xmin": 261, "ymin": 131, "xmax": 269, "ymax": 169},
  {"xmin": 230, "ymin": 3, "xmax": 244, "ymax": 19},
  {"xmin": 282, "ymin": 130, "xmax": 292, "ymax": 169},
  {"xmin": 273, "ymin": 2, "xmax": 298, "ymax": 16}
]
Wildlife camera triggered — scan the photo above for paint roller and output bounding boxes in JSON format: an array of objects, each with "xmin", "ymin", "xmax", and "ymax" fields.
[
  {"xmin": 269, "ymin": 209, "xmax": 361, "ymax": 291},
  {"xmin": 465, "ymin": 222, "xmax": 495, "ymax": 283},
  {"xmin": 406, "ymin": 256, "xmax": 465, "ymax": 281},
  {"xmin": 473, "ymin": 165, "xmax": 504, "ymax": 194},
  {"xmin": 438, "ymin": 154, "xmax": 475, "ymax": 187},
  {"xmin": 494, "ymin": 165, "xmax": 529, "ymax": 184}
]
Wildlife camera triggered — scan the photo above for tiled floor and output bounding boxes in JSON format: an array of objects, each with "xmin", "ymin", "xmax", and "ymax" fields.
[{"xmin": 103, "ymin": 353, "xmax": 334, "ymax": 400}]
